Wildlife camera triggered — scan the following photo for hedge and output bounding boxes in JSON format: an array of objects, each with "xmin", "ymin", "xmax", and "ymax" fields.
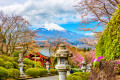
[
  {"xmin": 0, "ymin": 58, "xmax": 5, "ymax": 66},
  {"xmin": 72, "ymin": 68, "xmax": 83, "ymax": 73},
  {"xmin": 4, "ymin": 61, "xmax": 14, "ymax": 69},
  {"xmin": 7, "ymin": 57, "xmax": 15, "ymax": 62},
  {"xmin": 0, "ymin": 67, "xmax": 8, "ymax": 80},
  {"xmin": 12, "ymin": 61, "xmax": 19, "ymax": 69},
  {"xmin": 0, "ymin": 55, "xmax": 8, "ymax": 61},
  {"xmin": 25, "ymin": 68, "xmax": 48, "ymax": 77},
  {"xmin": 7, "ymin": 69, "xmax": 20, "ymax": 78},
  {"xmin": 25, "ymin": 68, "xmax": 39, "ymax": 77},
  {"xmin": 36, "ymin": 61, "xmax": 44, "ymax": 68},
  {"xmin": 24, "ymin": 58, "xmax": 34, "ymax": 67},
  {"xmin": 49, "ymin": 69, "xmax": 58, "ymax": 75},
  {"xmin": 0, "ymin": 55, "xmax": 18, "ymax": 62},
  {"xmin": 38, "ymin": 69, "xmax": 48, "ymax": 76},
  {"xmin": 67, "ymin": 72, "xmax": 90, "ymax": 80},
  {"xmin": 13, "ymin": 57, "xmax": 19, "ymax": 62},
  {"xmin": 96, "ymin": 4, "xmax": 120, "ymax": 60},
  {"xmin": 12, "ymin": 50, "xmax": 19, "ymax": 57},
  {"xmin": 23, "ymin": 64, "xmax": 32, "ymax": 72}
]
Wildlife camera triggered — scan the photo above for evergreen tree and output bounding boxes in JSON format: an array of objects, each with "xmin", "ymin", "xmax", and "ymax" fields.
[{"xmin": 96, "ymin": 5, "xmax": 120, "ymax": 60}]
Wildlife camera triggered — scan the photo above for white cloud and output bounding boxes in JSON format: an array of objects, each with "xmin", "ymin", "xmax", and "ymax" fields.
[
  {"xmin": 0, "ymin": 0, "xmax": 83, "ymax": 25},
  {"xmin": 85, "ymin": 33, "xmax": 95, "ymax": 36}
]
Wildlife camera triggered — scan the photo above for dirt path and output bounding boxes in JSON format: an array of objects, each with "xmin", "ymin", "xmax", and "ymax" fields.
[{"xmin": 27, "ymin": 75, "xmax": 59, "ymax": 80}]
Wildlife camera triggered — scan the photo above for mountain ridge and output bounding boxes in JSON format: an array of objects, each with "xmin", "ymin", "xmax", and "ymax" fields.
[{"xmin": 34, "ymin": 27, "xmax": 87, "ymax": 42}]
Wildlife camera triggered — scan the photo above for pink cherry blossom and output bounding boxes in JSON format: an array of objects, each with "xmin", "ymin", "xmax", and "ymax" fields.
[{"xmin": 69, "ymin": 50, "xmax": 95, "ymax": 67}]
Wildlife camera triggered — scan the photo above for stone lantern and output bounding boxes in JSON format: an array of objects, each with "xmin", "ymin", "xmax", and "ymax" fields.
[
  {"xmin": 87, "ymin": 63, "xmax": 92, "ymax": 72},
  {"xmin": 81, "ymin": 58, "xmax": 87, "ymax": 73},
  {"xmin": 16, "ymin": 46, "xmax": 25, "ymax": 78},
  {"xmin": 45, "ymin": 61, "xmax": 50, "ymax": 70},
  {"xmin": 18, "ymin": 53, "xmax": 25, "ymax": 78},
  {"xmin": 54, "ymin": 43, "xmax": 73, "ymax": 80}
]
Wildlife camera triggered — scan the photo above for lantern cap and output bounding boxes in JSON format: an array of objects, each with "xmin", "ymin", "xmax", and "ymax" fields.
[{"xmin": 54, "ymin": 43, "xmax": 73, "ymax": 57}]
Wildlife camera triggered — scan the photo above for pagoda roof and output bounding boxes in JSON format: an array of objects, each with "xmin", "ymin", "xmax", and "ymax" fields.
[{"xmin": 38, "ymin": 47, "xmax": 53, "ymax": 57}]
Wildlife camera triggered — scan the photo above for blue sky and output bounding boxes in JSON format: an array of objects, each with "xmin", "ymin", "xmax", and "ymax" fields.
[
  {"xmin": 0, "ymin": 0, "xmax": 104, "ymax": 36},
  {"xmin": 59, "ymin": 22, "xmax": 104, "ymax": 35}
]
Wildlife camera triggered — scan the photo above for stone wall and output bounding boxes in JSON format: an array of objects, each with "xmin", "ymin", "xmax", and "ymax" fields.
[{"xmin": 88, "ymin": 60, "xmax": 117, "ymax": 80}]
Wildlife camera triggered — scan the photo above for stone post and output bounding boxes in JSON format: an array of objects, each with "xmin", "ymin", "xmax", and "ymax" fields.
[{"xmin": 54, "ymin": 43, "xmax": 73, "ymax": 80}]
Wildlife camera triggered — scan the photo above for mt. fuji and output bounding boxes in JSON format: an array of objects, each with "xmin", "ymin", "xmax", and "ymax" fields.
[{"xmin": 34, "ymin": 23, "xmax": 89, "ymax": 45}]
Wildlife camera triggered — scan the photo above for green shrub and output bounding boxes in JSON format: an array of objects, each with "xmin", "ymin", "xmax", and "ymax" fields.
[
  {"xmin": 14, "ymin": 57, "xmax": 19, "ymax": 62},
  {"xmin": 7, "ymin": 57, "xmax": 15, "ymax": 62},
  {"xmin": 25, "ymin": 68, "xmax": 39, "ymax": 77},
  {"xmin": 0, "ymin": 55, "xmax": 8, "ymax": 61},
  {"xmin": 0, "ymin": 67, "xmax": 8, "ymax": 80},
  {"xmin": 96, "ymin": 4, "xmax": 120, "ymax": 60},
  {"xmin": 7, "ymin": 69, "xmax": 20, "ymax": 78},
  {"xmin": 49, "ymin": 69, "xmax": 58, "ymax": 75},
  {"xmin": 12, "ymin": 61, "xmax": 19, "ymax": 69},
  {"xmin": 38, "ymin": 69, "xmax": 48, "ymax": 76},
  {"xmin": 23, "ymin": 64, "xmax": 32, "ymax": 72},
  {"xmin": 24, "ymin": 58, "xmax": 34, "ymax": 67},
  {"xmin": 66, "ymin": 72, "xmax": 90, "ymax": 80},
  {"xmin": 36, "ymin": 61, "xmax": 44, "ymax": 68},
  {"xmin": 0, "ymin": 58, "xmax": 5, "ymax": 66},
  {"xmin": 12, "ymin": 50, "xmax": 19, "ymax": 57},
  {"xmin": 72, "ymin": 68, "xmax": 82, "ymax": 73},
  {"xmin": 23, "ymin": 59, "xmax": 44, "ymax": 72},
  {"xmin": 4, "ymin": 61, "xmax": 14, "ymax": 69}
]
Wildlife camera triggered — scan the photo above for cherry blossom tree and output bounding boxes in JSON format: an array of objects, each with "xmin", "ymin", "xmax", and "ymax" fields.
[
  {"xmin": 68, "ymin": 46, "xmax": 95, "ymax": 68},
  {"xmin": 82, "ymin": 50, "xmax": 96, "ymax": 63},
  {"xmin": 74, "ymin": 0, "xmax": 120, "ymax": 39},
  {"xmin": 78, "ymin": 37, "xmax": 98, "ymax": 48},
  {"xmin": 0, "ymin": 11, "xmax": 35, "ymax": 55},
  {"xmin": 75, "ymin": 0, "xmax": 120, "ymax": 25},
  {"xmin": 69, "ymin": 51, "xmax": 84, "ymax": 68}
]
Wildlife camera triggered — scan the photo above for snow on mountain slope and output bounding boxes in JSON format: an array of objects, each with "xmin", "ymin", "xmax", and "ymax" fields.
[
  {"xmin": 44, "ymin": 23, "xmax": 65, "ymax": 31},
  {"xmin": 35, "ymin": 23, "xmax": 66, "ymax": 31}
]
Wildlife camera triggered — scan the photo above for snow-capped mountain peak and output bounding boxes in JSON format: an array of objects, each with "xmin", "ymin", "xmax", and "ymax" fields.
[{"xmin": 41, "ymin": 23, "xmax": 65, "ymax": 31}]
